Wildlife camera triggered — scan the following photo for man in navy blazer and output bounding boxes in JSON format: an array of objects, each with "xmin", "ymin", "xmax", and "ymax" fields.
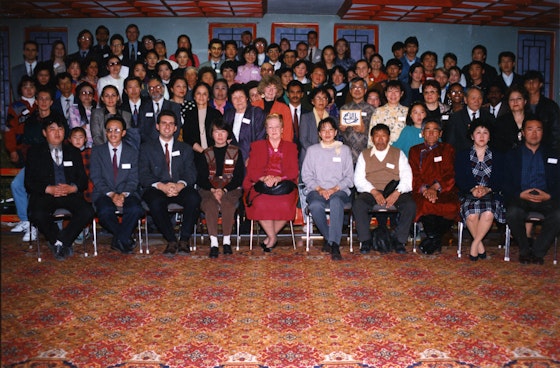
[
  {"xmin": 504, "ymin": 118, "xmax": 560, "ymax": 265},
  {"xmin": 25, "ymin": 120, "xmax": 95, "ymax": 260},
  {"xmin": 90, "ymin": 116, "xmax": 144, "ymax": 253},
  {"xmin": 138, "ymin": 77, "xmax": 182, "ymax": 144},
  {"xmin": 139, "ymin": 110, "xmax": 201, "ymax": 256}
]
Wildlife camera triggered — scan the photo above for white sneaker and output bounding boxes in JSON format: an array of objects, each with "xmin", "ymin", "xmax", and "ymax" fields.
[
  {"xmin": 22, "ymin": 226, "xmax": 37, "ymax": 242},
  {"xmin": 11, "ymin": 221, "xmax": 29, "ymax": 233}
]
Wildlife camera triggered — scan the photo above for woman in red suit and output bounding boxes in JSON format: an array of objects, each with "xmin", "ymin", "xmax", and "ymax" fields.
[
  {"xmin": 251, "ymin": 75, "xmax": 294, "ymax": 142},
  {"xmin": 409, "ymin": 118, "xmax": 460, "ymax": 254},
  {"xmin": 243, "ymin": 113, "xmax": 299, "ymax": 252}
]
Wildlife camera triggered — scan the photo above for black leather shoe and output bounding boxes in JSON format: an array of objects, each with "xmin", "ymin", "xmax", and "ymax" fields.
[
  {"xmin": 54, "ymin": 244, "xmax": 68, "ymax": 261},
  {"xmin": 260, "ymin": 242, "xmax": 271, "ymax": 253},
  {"xmin": 532, "ymin": 256, "xmax": 544, "ymax": 265},
  {"xmin": 360, "ymin": 240, "xmax": 372, "ymax": 254},
  {"xmin": 331, "ymin": 243, "xmax": 342, "ymax": 260},
  {"xmin": 209, "ymin": 246, "xmax": 219, "ymax": 258},
  {"xmin": 223, "ymin": 243, "xmax": 233, "ymax": 254},
  {"xmin": 519, "ymin": 255, "xmax": 532, "ymax": 264},
  {"xmin": 177, "ymin": 240, "xmax": 191, "ymax": 254},
  {"xmin": 163, "ymin": 242, "xmax": 178, "ymax": 256},
  {"xmin": 393, "ymin": 242, "xmax": 407, "ymax": 254},
  {"xmin": 469, "ymin": 254, "xmax": 479, "ymax": 261},
  {"xmin": 110, "ymin": 237, "xmax": 124, "ymax": 252},
  {"xmin": 478, "ymin": 251, "xmax": 487, "ymax": 260},
  {"xmin": 321, "ymin": 239, "xmax": 332, "ymax": 253}
]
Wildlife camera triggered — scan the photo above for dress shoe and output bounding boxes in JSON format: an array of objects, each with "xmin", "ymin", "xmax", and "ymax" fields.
[
  {"xmin": 260, "ymin": 242, "xmax": 271, "ymax": 253},
  {"xmin": 209, "ymin": 246, "xmax": 219, "ymax": 258},
  {"xmin": 111, "ymin": 237, "xmax": 123, "ymax": 252},
  {"xmin": 163, "ymin": 242, "xmax": 178, "ymax": 256},
  {"xmin": 420, "ymin": 237, "xmax": 442, "ymax": 255},
  {"xmin": 519, "ymin": 254, "xmax": 532, "ymax": 264},
  {"xmin": 321, "ymin": 239, "xmax": 332, "ymax": 253},
  {"xmin": 53, "ymin": 243, "xmax": 69, "ymax": 261},
  {"xmin": 478, "ymin": 252, "xmax": 487, "ymax": 260},
  {"xmin": 469, "ymin": 254, "xmax": 479, "ymax": 261},
  {"xmin": 330, "ymin": 242, "xmax": 342, "ymax": 260},
  {"xmin": 392, "ymin": 240, "xmax": 407, "ymax": 254},
  {"xmin": 223, "ymin": 243, "xmax": 233, "ymax": 255},
  {"xmin": 177, "ymin": 240, "xmax": 191, "ymax": 254},
  {"xmin": 532, "ymin": 256, "xmax": 544, "ymax": 265},
  {"xmin": 360, "ymin": 240, "xmax": 372, "ymax": 254}
]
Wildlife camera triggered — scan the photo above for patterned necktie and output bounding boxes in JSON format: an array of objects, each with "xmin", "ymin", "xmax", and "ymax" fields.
[
  {"xmin": 65, "ymin": 98, "xmax": 71, "ymax": 119},
  {"xmin": 293, "ymin": 107, "xmax": 299, "ymax": 139},
  {"xmin": 131, "ymin": 44, "xmax": 136, "ymax": 61},
  {"xmin": 165, "ymin": 143, "xmax": 171, "ymax": 176},
  {"xmin": 112, "ymin": 148, "xmax": 118, "ymax": 182},
  {"xmin": 155, "ymin": 102, "xmax": 160, "ymax": 117},
  {"xmin": 132, "ymin": 104, "xmax": 138, "ymax": 127},
  {"xmin": 55, "ymin": 148, "xmax": 60, "ymax": 166},
  {"xmin": 28, "ymin": 63, "xmax": 33, "ymax": 76}
]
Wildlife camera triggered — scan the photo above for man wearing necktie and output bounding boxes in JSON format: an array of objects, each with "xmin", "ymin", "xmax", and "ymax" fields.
[
  {"xmin": 199, "ymin": 39, "xmax": 224, "ymax": 78},
  {"xmin": 123, "ymin": 23, "xmax": 145, "ymax": 67},
  {"xmin": 307, "ymin": 30, "xmax": 322, "ymax": 63},
  {"xmin": 25, "ymin": 120, "xmax": 94, "ymax": 260},
  {"xmin": 90, "ymin": 116, "xmax": 143, "ymax": 254},
  {"xmin": 10, "ymin": 40, "xmax": 39, "ymax": 100},
  {"xmin": 444, "ymin": 86, "xmax": 495, "ymax": 152},
  {"xmin": 52, "ymin": 73, "xmax": 74, "ymax": 123},
  {"xmin": 139, "ymin": 111, "xmax": 201, "ymax": 257}
]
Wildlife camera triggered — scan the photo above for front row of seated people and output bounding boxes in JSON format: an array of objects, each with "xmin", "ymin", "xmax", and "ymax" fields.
[{"xmin": 22, "ymin": 105, "xmax": 559, "ymax": 263}]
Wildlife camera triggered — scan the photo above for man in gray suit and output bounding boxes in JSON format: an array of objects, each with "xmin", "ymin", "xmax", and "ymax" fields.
[
  {"xmin": 11, "ymin": 40, "xmax": 39, "ymax": 101},
  {"xmin": 139, "ymin": 110, "xmax": 201, "ymax": 256},
  {"xmin": 90, "ymin": 116, "xmax": 144, "ymax": 254}
]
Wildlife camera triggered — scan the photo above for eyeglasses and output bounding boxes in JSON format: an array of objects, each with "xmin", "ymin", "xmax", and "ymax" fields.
[
  {"xmin": 351, "ymin": 85, "xmax": 365, "ymax": 90},
  {"xmin": 450, "ymin": 90, "xmax": 463, "ymax": 95},
  {"xmin": 106, "ymin": 128, "xmax": 122, "ymax": 133},
  {"xmin": 81, "ymin": 90, "xmax": 94, "ymax": 95},
  {"xmin": 148, "ymin": 85, "xmax": 163, "ymax": 91},
  {"xmin": 108, "ymin": 61, "xmax": 121, "ymax": 67},
  {"xmin": 79, "ymin": 36, "xmax": 92, "ymax": 41}
]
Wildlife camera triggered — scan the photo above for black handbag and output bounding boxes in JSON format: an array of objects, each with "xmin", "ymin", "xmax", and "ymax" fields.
[
  {"xmin": 246, "ymin": 180, "xmax": 296, "ymax": 207},
  {"xmin": 382, "ymin": 180, "xmax": 400, "ymax": 198}
]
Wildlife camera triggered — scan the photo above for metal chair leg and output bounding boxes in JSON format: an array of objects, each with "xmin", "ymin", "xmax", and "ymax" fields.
[
  {"xmin": 413, "ymin": 222, "xmax": 418, "ymax": 253},
  {"xmin": 290, "ymin": 221, "xmax": 296, "ymax": 249},
  {"xmin": 349, "ymin": 213, "xmax": 353, "ymax": 253},
  {"xmin": 457, "ymin": 221, "xmax": 463, "ymax": 258},
  {"xmin": 236, "ymin": 213, "xmax": 241, "ymax": 251},
  {"xmin": 249, "ymin": 219, "xmax": 254, "ymax": 250},
  {"xmin": 504, "ymin": 224, "xmax": 511, "ymax": 262}
]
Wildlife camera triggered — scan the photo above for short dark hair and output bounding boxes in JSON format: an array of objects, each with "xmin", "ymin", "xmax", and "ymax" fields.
[
  {"xmin": 105, "ymin": 115, "xmax": 126, "ymax": 130},
  {"xmin": 362, "ymin": 43, "xmax": 376, "ymax": 55},
  {"xmin": 198, "ymin": 66, "xmax": 217, "ymax": 81},
  {"xmin": 210, "ymin": 117, "xmax": 233, "ymax": 139},
  {"xmin": 523, "ymin": 70, "xmax": 544, "ymax": 83},
  {"xmin": 109, "ymin": 34, "xmax": 124, "ymax": 46},
  {"xmin": 42, "ymin": 119, "xmax": 65, "ymax": 131},
  {"xmin": 404, "ymin": 36, "xmax": 419, "ymax": 47},
  {"xmin": 124, "ymin": 76, "xmax": 142, "ymax": 89},
  {"xmin": 286, "ymin": 79, "xmax": 303, "ymax": 91},
  {"xmin": 443, "ymin": 52, "xmax": 458, "ymax": 63},
  {"xmin": 267, "ymin": 43, "xmax": 280, "ymax": 53},
  {"xmin": 422, "ymin": 79, "xmax": 441, "ymax": 95},
  {"xmin": 228, "ymin": 83, "xmax": 248, "ymax": 101},
  {"xmin": 56, "ymin": 72, "xmax": 72, "ymax": 84},
  {"xmin": 522, "ymin": 117, "xmax": 543, "ymax": 130},
  {"xmin": 472, "ymin": 44, "xmax": 487, "ymax": 56},
  {"xmin": 317, "ymin": 117, "xmax": 338, "ymax": 133},
  {"xmin": 370, "ymin": 123, "xmax": 390, "ymax": 136},
  {"xmin": 156, "ymin": 60, "xmax": 173, "ymax": 72},
  {"xmin": 309, "ymin": 86, "xmax": 332, "ymax": 104},
  {"xmin": 468, "ymin": 118, "xmax": 491, "ymax": 137},
  {"xmin": 220, "ymin": 60, "xmax": 238, "ymax": 74},
  {"xmin": 391, "ymin": 41, "xmax": 404, "ymax": 52},
  {"xmin": 208, "ymin": 38, "xmax": 224, "ymax": 49},
  {"xmin": 385, "ymin": 79, "xmax": 403, "ymax": 92},
  {"xmin": 157, "ymin": 110, "xmax": 177, "ymax": 125},
  {"xmin": 224, "ymin": 40, "xmax": 237, "ymax": 50},
  {"xmin": 385, "ymin": 58, "xmax": 402, "ymax": 69},
  {"xmin": 421, "ymin": 51, "xmax": 438, "ymax": 65},
  {"xmin": 70, "ymin": 126, "xmax": 87, "ymax": 137},
  {"xmin": 498, "ymin": 51, "xmax": 516, "ymax": 63},
  {"xmin": 17, "ymin": 75, "xmax": 36, "ymax": 96}
]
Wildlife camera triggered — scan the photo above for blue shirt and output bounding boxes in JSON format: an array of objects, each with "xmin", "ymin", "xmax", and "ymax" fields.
[{"xmin": 520, "ymin": 145, "xmax": 547, "ymax": 191}]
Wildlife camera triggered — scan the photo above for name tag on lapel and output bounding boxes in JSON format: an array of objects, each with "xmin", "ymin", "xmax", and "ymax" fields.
[
  {"xmin": 146, "ymin": 112, "xmax": 154, "ymax": 117},
  {"xmin": 242, "ymin": 118, "xmax": 251, "ymax": 124},
  {"xmin": 332, "ymin": 157, "xmax": 341, "ymax": 162},
  {"xmin": 121, "ymin": 163, "xmax": 131, "ymax": 169},
  {"xmin": 63, "ymin": 161, "xmax": 73, "ymax": 167},
  {"xmin": 386, "ymin": 163, "xmax": 395, "ymax": 169},
  {"xmin": 22, "ymin": 109, "xmax": 30, "ymax": 116},
  {"xmin": 441, "ymin": 115, "xmax": 449, "ymax": 120},
  {"xmin": 171, "ymin": 151, "xmax": 180, "ymax": 157},
  {"xmin": 336, "ymin": 92, "xmax": 343, "ymax": 96},
  {"xmin": 434, "ymin": 156, "xmax": 442, "ymax": 162},
  {"xmin": 225, "ymin": 159, "xmax": 234, "ymax": 165},
  {"xmin": 548, "ymin": 158, "xmax": 558, "ymax": 164}
]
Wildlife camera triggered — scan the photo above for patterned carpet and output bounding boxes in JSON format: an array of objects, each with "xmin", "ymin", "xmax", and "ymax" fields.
[{"xmin": 1, "ymin": 225, "xmax": 559, "ymax": 368}]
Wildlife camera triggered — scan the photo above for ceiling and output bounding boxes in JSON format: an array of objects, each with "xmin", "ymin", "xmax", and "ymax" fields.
[{"xmin": 1, "ymin": 0, "xmax": 559, "ymax": 28}]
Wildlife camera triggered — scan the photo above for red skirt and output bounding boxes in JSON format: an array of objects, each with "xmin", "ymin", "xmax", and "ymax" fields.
[
  {"xmin": 245, "ymin": 191, "xmax": 297, "ymax": 221},
  {"xmin": 413, "ymin": 191, "xmax": 460, "ymax": 222}
]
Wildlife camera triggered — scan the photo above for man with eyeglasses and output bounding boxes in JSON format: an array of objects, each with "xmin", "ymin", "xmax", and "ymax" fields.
[
  {"xmin": 68, "ymin": 29, "xmax": 95, "ymax": 61},
  {"xmin": 139, "ymin": 110, "xmax": 201, "ymax": 257},
  {"xmin": 90, "ymin": 116, "xmax": 144, "ymax": 254},
  {"xmin": 199, "ymin": 39, "xmax": 224, "ymax": 78},
  {"xmin": 138, "ymin": 76, "xmax": 181, "ymax": 144},
  {"xmin": 107, "ymin": 34, "xmax": 130, "ymax": 77}
]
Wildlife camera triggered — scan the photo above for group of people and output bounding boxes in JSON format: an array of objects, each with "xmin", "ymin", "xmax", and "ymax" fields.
[{"xmin": 5, "ymin": 25, "xmax": 560, "ymax": 264}]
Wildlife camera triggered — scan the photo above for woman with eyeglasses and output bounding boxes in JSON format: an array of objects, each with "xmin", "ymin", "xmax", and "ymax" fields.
[
  {"xmin": 69, "ymin": 82, "xmax": 97, "ymax": 148},
  {"xmin": 91, "ymin": 84, "xmax": 132, "ymax": 146},
  {"xmin": 447, "ymin": 82, "xmax": 465, "ymax": 113},
  {"xmin": 299, "ymin": 86, "xmax": 332, "ymax": 164}
]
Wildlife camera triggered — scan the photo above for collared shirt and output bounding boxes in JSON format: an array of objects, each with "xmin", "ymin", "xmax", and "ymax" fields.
[
  {"xmin": 233, "ymin": 112, "xmax": 244, "ymax": 141},
  {"xmin": 108, "ymin": 141, "xmax": 123, "ymax": 166},
  {"xmin": 354, "ymin": 146, "xmax": 413, "ymax": 194},
  {"xmin": 501, "ymin": 72, "xmax": 514, "ymax": 87},
  {"xmin": 49, "ymin": 144, "xmax": 63, "ymax": 164},
  {"xmin": 466, "ymin": 107, "xmax": 479, "ymax": 120},
  {"xmin": 521, "ymin": 145, "xmax": 547, "ymax": 191},
  {"xmin": 152, "ymin": 99, "xmax": 163, "ymax": 116},
  {"xmin": 490, "ymin": 102, "xmax": 502, "ymax": 118}
]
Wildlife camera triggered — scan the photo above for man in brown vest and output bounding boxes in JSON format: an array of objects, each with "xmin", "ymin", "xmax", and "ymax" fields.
[{"xmin": 353, "ymin": 123, "xmax": 416, "ymax": 254}]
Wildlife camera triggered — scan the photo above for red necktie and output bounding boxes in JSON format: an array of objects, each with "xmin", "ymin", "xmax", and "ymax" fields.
[
  {"xmin": 165, "ymin": 143, "xmax": 171, "ymax": 176},
  {"xmin": 293, "ymin": 108, "xmax": 299, "ymax": 139},
  {"xmin": 112, "ymin": 148, "xmax": 118, "ymax": 182}
]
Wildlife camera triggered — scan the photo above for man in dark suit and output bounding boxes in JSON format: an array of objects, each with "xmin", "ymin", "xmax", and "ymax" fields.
[
  {"xmin": 51, "ymin": 73, "xmax": 74, "ymax": 123},
  {"xmin": 68, "ymin": 29, "xmax": 98, "ymax": 65},
  {"xmin": 122, "ymin": 24, "xmax": 145, "ymax": 67},
  {"xmin": 90, "ymin": 116, "xmax": 144, "ymax": 254},
  {"xmin": 493, "ymin": 51, "xmax": 523, "ymax": 92},
  {"xmin": 138, "ymin": 76, "xmax": 182, "ymax": 143},
  {"xmin": 443, "ymin": 86, "xmax": 494, "ymax": 152},
  {"xmin": 121, "ymin": 76, "xmax": 150, "ymax": 149},
  {"xmin": 10, "ymin": 40, "xmax": 38, "ymax": 101},
  {"xmin": 483, "ymin": 83, "xmax": 509, "ymax": 119},
  {"xmin": 139, "ymin": 110, "xmax": 201, "ymax": 256},
  {"xmin": 25, "ymin": 119, "xmax": 95, "ymax": 260},
  {"xmin": 504, "ymin": 118, "xmax": 560, "ymax": 265}
]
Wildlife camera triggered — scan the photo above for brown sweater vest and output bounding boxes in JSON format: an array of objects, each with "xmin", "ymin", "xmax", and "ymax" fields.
[{"xmin": 364, "ymin": 146, "xmax": 400, "ymax": 191}]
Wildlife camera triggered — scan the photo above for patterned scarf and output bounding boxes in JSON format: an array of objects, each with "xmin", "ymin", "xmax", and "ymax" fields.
[{"xmin": 470, "ymin": 146, "xmax": 493, "ymax": 187}]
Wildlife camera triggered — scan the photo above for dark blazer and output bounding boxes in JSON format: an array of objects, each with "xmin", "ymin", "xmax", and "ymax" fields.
[
  {"xmin": 455, "ymin": 147, "xmax": 505, "ymax": 200},
  {"xmin": 90, "ymin": 141, "xmax": 140, "ymax": 202},
  {"xmin": 533, "ymin": 95, "xmax": 560, "ymax": 154},
  {"xmin": 25, "ymin": 142, "xmax": 88, "ymax": 197},
  {"xmin": 503, "ymin": 145, "xmax": 560, "ymax": 203},
  {"xmin": 122, "ymin": 42, "xmax": 146, "ymax": 67},
  {"xmin": 181, "ymin": 105, "xmax": 223, "ymax": 149},
  {"xmin": 223, "ymin": 105, "xmax": 266, "ymax": 163},
  {"xmin": 90, "ymin": 108, "xmax": 134, "ymax": 147},
  {"xmin": 444, "ymin": 108, "xmax": 495, "ymax": 153},
  {"xmin": 138, "ymin": 139, "xmax": 197, "ymax": 194},
  {"xmin": 493, "ymin": 73, "xmax": 524, "ymax": 93},
  {"xmin": 482, "ymin": 101, "xmax": 510, "ymax": 119},
  {"xmin": 11, "ymin": 63, "xmax": 31, "ymax": 100},
  {"xmin": 299, "ymin": 111, "xmax": 320, "ymax": 164},
  {"xmin": 492, "ymin": 112, "xmax": 523, "ymax": 153},
  {"xmin": 138, "ymin": 100, "xmax": 182, "ymax": 144}
]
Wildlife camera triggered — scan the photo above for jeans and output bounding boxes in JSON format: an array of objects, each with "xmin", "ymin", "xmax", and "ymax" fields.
[
  {"xmin": 11, "ymin": 169, "xmax": 28, "ymax": 222},
  {"xmin": 306, "ymin": 190, "xmax": 351, "ymax": 245}
]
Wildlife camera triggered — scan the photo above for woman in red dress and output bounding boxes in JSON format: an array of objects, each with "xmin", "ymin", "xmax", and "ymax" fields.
[
  {"xmin": 243, "ymin": 113, "xmax": 299, "ymax": 252},
  {"xmin": 409, "ymin": 118, "xmax": 460, "ymax": 254}
]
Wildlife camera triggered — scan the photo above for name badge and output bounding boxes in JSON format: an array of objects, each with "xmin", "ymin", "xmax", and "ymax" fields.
[
  {"xmin": 225, "ymin": 159, "xmax": 234, "ymax": 165},
  {"xmin": 434, "ymin": 156, "xmax": 442, "ymax": 162},
  {"xmin": 22, "ymin": 109, "xmax": 30, "ymax": 116},
  {"xmin": 171, "ymin": 150, "xmax": 180, "ymax": 157},
  {"xmin": 332, "ymin": 157, "xmax": 341, "ymax": 162},
  {"xmin": 441, "ymin": 114, "xmax": 449, "ymax": 120},
  {"xmin": 63, "ymin": 161, "xmax": 73, "ymax": 167},
  {"xmin": 336, "ymin": 92, "xmax": 343, "ymax": 96},
  {"xmin": 386, "ymin": 163, "xmax": 395, "ymax": 169},
  {"xmin": 103, "ymin": 53, "xmax": 109, "ymax": 58},
  {"xmin": 419, "ymin": 133, "xmax": 423, "ymax": 138},
  {"xmin": 242, "ymin": 118, "xmax": 251, "ymax": 124},
  {"xmin": 361, "ymin": 112, "xmax": 367, "ymax": 116},
  {"xmin": 398, "ymin": 116, "xmax": 406, "ymax": 122},
  {"xmin": 146, "ymin": 112, "xmax": 154, "ymax": 117},
  {"xmin": 54, "ymin": 62, "xmax": 60, "ymax": 68},
  {"xmin": 548, "ymin": 158, "xmax": 558, "ymax": 164},
  {"xmin": 121, "ymin": 163, "xmax": 131, "ymax": 169}
]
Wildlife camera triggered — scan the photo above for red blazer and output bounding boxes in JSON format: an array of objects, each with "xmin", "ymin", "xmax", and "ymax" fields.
[{"xmin": 252, "ymin": 99, "xmax": 294, "ymax": 142}]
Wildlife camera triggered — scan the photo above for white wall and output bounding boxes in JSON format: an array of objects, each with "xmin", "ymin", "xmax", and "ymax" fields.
[{"xmin": 4, "ymin": 14, "xmax": 559, "ymax": 101}]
